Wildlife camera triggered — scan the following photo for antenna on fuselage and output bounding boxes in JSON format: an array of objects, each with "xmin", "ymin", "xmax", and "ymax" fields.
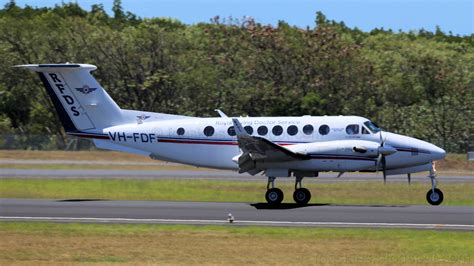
[{"xmin": 214, "ymin": 109, "xmax": 228, "ymax": 118}]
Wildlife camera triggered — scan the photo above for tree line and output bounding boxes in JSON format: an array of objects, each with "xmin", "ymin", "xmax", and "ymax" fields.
[{"xmin": 0, "ymin": 0, "xmax": 472, "ymax": 152}]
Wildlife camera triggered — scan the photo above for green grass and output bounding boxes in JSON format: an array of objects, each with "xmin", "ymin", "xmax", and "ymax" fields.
[
  {"xmin": 2, "ymin": 150, "xmax": 473, "ymax": 174},
  {"xmin": 0, "ymin": 163, "xmax": 471, "ymax": 176},
  {"xmin": 0, "ymin": 222, "xmax": 472, "ymax": 265},
  {"xmin": 1, "ymin": 179, "xmax": 473, "ymax": 205},
  {"xmin": 0, "ymin": 163, "xmax": 206, "ymax": 171}
]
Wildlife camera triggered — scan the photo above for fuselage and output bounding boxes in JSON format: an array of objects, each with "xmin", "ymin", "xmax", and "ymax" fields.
[{"xmin": 94, "ymin": 115, "xmax": 445, "ymax": 174}]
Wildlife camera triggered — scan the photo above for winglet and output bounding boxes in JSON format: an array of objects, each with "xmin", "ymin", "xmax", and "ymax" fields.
[
  {"xmin": 13, "ymin": 64, "xmax": 97, "ymax": 72},
  {"xmin": 232, "ymin": 118, "xmax": 249, "ymax": 137},
  {"xmin": 214, "ymin": 109, "xmax": 228, "ymax": 118}
]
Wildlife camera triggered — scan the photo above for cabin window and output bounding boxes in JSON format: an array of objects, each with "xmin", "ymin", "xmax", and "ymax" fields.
[
  {"xmin": 319, "ymin": 125, "xmax": 330, "ymax": 135},
  {"xmin": 257, "ymin": 125, "xmax": 268, "ymax": 136},
  {"xmin": 287, "ymin": 125, "xmax": 298, "ymax": 136},
  {"xmin": 244, "ymin": 126, "xmax": 253, "ymax": 135},
  {"xmin": 203, "ymin": 126, "xmax": 214, "ymax": 137},
  {"xmin": 303, "ymin": 124, "xmax": 314, "ymax": 135},
  {"xmin": 227, "ymin": 126, "xmax": 236, "ymax": 136},
  {"xmin": 272, "ymin": 125, "xmax": 283, "ymax": 136},
  {"xmin": 346, "ymin": 124, "xmax": 359, "ymax": 135},
  {"xmin": 177, "ymin": 127, "xmax": 185, "ymax": 136},
  {"xmin": 362, "ymin": 126, "xmax": 370, "ymax": 134}
]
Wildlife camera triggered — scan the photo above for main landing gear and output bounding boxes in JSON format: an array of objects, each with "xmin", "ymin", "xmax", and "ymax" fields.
[
  {"xmin": 265, "ymin": 177, "xmax": 284, "ymax": 204},
  {"xmin": 426, "ymin": 166, "xmax": 444, "ymax": 205},
  {"xmin": 265, "ymin": 176, "xmax": 312, "ymax": 205}
]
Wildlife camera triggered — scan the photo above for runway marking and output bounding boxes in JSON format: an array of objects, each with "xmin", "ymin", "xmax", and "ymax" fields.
[{"xmin": 1, "ymin": 216, "xmax": 473, "ymax": 230}]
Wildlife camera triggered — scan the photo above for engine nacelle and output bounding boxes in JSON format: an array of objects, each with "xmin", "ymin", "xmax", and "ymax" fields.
[{"xmin": 287, "ymin": 140, "xmax": 384, "ymax": 158}]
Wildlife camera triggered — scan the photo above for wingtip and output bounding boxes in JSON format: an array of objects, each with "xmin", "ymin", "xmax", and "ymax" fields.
[
  {"xmin": 231, "ymin": 118, "xmax": 249, "ymax": 137},
  {"xmin": 13, "ymin": 64, "xmax": 35, "ymax": 68}
]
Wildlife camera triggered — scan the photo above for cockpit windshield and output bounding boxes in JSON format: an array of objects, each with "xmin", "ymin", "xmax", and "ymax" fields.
[{"xmin": 363, "ymin": 121, "xmax": 381, "ymax": 133}]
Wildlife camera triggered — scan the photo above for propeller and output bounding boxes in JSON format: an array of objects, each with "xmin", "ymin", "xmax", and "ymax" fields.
[
  {"xmin": 376, "ymin": 152, "xmax": 387, "ymax": 183},
  {"xmin": 376, "ymin": 131, "xmax": 396, "ymax": 184}
]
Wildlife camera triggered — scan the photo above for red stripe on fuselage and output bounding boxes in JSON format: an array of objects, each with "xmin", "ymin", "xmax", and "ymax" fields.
[
  {"xmin": 158, "ymin": 138, "xmax": 237, "ymax": 145},
  {"xmin": 158, "ymin": 138, "xmax": 296, "ymax": 146}
]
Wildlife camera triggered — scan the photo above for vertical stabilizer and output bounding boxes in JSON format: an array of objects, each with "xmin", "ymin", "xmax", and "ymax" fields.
[{"xmin": 16, "ymin": 64, "xmax": 124, "ymax": 132}]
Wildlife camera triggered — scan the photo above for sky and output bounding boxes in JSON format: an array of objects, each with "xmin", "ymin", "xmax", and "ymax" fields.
[{"xmin": 4, "ymin": 0, "xmax": 473, "ymax": 36}]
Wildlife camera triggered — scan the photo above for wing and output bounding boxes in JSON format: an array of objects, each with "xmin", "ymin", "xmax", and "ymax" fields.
[{"xmin": 232, "ymin": 118, "xmax": 310, "ymax": 174}]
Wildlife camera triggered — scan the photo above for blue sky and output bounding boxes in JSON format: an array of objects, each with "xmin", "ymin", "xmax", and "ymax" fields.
[{"xmin": 5, "ymin": 0, "xmax": 473, "ymax": 35}]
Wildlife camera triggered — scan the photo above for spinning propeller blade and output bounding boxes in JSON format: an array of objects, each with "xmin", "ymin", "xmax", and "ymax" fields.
[{"xmin": 376, "ymin": 131, "xmax": 388, "ymax": 184}]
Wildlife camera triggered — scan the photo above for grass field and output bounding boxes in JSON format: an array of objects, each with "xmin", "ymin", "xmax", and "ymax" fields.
[
  {"xmin": 0, "ymin": 150, "xmax": 474, "ymax": 176},
  {"xmin": 1, "ymin": 150, "xmax": 472, "ymax": 265},
  {"xmin": 1, "ymin": 179, "xmax": 473, "ymax": 205},
  {"xmin": 0, "ymin": 222, "xmax": 472, "ymax": 265},
  {"xmin": 0, "ymin": 163, "xmax": 210, "ymax": 171},
  {"xmin": 0, "ymin": 150, "xmax": 148, "ymax": 162},
  {"xmin": 1, "ymin": 149, "xmax": 472, "ymax": 205},
  {"xmin": 1, "ymin": 150, "xmax": 473, "ymax": 175}
]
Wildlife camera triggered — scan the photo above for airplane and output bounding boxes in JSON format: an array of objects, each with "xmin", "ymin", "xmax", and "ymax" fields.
[{"xmin": 16, "ymin": 63, "xmax": 447, "ymax": 205}]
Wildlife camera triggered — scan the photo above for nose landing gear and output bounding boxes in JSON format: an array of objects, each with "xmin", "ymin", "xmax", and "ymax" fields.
[{"xmin": 426, "ymin": 164, "xmax": 444, "ymax": 205}]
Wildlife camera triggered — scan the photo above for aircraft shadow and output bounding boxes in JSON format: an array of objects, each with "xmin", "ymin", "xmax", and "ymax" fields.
[
  {"xmin": 57, "ymin": 199, "xmax": 108, "ymax": 202},
  {"xmin": 250, "ymin": 203, "xmax": 330, "ymax": 209},
  {"xmin": 250, "ymin": 203, "xmax": 408, "ymax": 209}
]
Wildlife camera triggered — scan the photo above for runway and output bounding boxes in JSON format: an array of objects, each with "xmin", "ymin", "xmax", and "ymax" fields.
[
  {"xmin": 1, "ymin": 199, "xmax": 473, "ymax": 230},
  {"xmin": 1, "ymin": 168, "xmax": 473, "ymax": 182}
]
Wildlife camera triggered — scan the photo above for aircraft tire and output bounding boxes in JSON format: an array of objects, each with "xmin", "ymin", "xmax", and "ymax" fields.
[
  {"xmin": 293, "ymin": 188, "xmax": 311, "ymax": 205},
  {"xmin": 265, "ymin": 188, "xmax": 284, "ymax": 205},
  {"xmin": 426, "ymin": 188, "xmax": 444, "ymax": 205}
]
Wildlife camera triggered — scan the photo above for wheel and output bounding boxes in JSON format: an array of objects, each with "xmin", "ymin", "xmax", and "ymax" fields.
[
  {"xmin": 426, "ymin": 188, "xmax": 444, "ymax": 205},
  {"xmin": 293, "ymin": 188, "xmax": 311, "ymax": 205},
  {"xmin": 265, "ymin": 188, "xmax": 284, "ymax": 204}
]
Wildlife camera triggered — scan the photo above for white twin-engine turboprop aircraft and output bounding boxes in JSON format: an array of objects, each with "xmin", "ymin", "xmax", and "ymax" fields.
[{"xmin": 18, "ymin": 63, "xmax": 447, "ymax": 205}]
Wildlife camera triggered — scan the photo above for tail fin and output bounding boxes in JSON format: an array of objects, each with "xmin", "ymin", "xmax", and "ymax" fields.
[{"xmin": 16, "ymin": 64, "xmax": 123, "ymax": 132}]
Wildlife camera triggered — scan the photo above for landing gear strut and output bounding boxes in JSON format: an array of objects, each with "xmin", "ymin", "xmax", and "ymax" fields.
[
  {"xmin": 264, "ymin": 176, "xmax": 312, "ymax": 205},
  {"xmin": 426, "ymin": 164, "xmax": 444, "ymax": 205},
  {"xmin": 293, "ymin": 176, "xmax": 311, "ymax": 205},
  {"xmin": 265, "ymin": 176, "xmax": 283, "ymax": 204}
]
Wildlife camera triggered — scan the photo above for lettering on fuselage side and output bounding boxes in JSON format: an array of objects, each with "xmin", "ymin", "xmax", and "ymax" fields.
[
  {"xmin": 215, "ymin": 120, "xmax": 301, "ymax": 126},
  {"xmin": 108, "ymin": 132, "xmax": 156, "ymax": 143},
  {"xmin": 46, "ymin": 73, "xmax": 95, "ymax": 130}
]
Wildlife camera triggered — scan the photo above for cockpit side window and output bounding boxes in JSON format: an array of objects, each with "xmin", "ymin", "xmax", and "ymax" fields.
[
  {"xmin": 362, "ymin": 126, "xmax": 370, "ymax": 134},
  {"xmin": 346, "ymin": 124, "xmax": 359, "ymax": 135},
  {"xmin": 363, "ymin": 121, "xmax": 381, "ymax": 133}
]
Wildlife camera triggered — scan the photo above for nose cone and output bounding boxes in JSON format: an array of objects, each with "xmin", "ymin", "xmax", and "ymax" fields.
[
  {"xmin": 430, "ymin": 144, "xmax": 446, "ymax": 161},
  {"xmin": 383, "ymin": 132, "xmax": 446, "ymax": 161}
]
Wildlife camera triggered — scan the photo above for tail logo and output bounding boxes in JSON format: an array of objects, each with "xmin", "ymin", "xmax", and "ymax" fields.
[
  {"xmin": 137, "ymin": 114, "xmax": 151, "ymax": 120},
  {"xmin": 75, "ymin": 85, "xmax": 97, "ymax": 94}
]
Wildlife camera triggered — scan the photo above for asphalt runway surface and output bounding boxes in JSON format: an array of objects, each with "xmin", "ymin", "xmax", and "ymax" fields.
[
  {"xmin": 2, "ymin": 160, "xmax": 473, "ymax": 230},
  {"xmin": 1, "ymin": 199, "xmax": 473, "ymax": 230},
  {"xmin": 1, "ymin": 168, "xmax": 473, "ymax": 183}
]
